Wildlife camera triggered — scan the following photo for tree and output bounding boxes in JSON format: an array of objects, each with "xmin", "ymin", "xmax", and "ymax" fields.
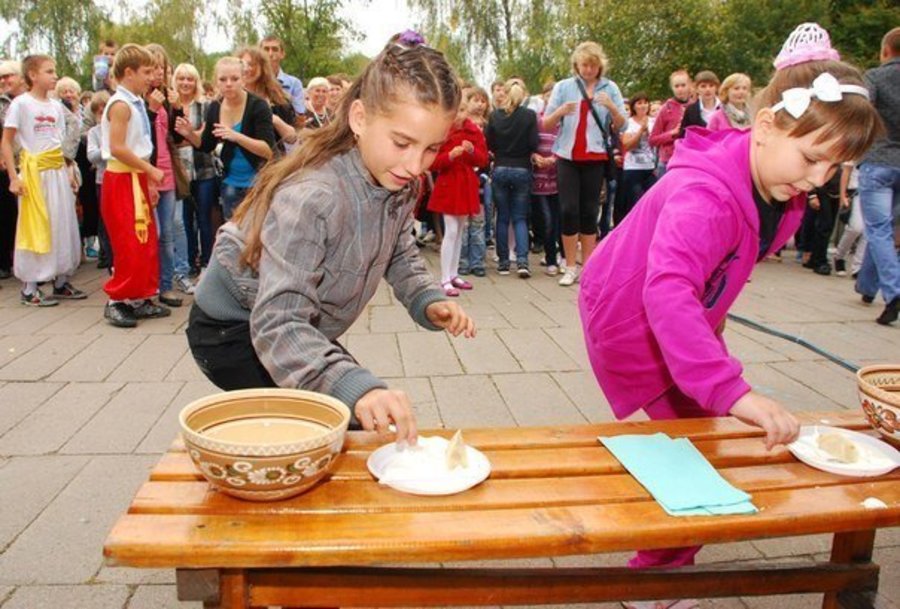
[
  {"xmin": 229, "ymin": 0, "xmax": 365, "ymax": 80},
  {"xmin": 0, "ymin": 0, "xmax": 107, "ymax": 80},
  {"xmin": 829, "ymin": 0, "xmax": 900, "ymax": 70}
]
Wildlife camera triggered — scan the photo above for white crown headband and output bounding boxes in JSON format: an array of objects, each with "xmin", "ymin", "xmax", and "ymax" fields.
[{"xmin": 771, "ymin": 73, "xmax": 869, "ymax": 119}]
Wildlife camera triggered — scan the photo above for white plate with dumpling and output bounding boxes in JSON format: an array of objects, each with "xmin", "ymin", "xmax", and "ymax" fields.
[
  {"xmin": 788, "ymin": 425, "xmax": 900, "ymax": 477},
  {"xmin": 367, "ymin": 431, "xmax": 491, "ymax": 495}
]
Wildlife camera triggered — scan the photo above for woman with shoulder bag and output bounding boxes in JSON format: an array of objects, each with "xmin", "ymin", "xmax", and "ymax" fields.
[{"xmin": 543, "ymin": 41, "xmax": 626, "ymax": 287}]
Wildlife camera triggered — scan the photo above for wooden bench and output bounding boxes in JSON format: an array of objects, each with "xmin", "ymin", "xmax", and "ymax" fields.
[{"xmin": 103, "ymin": 410, "xmax": 900, "ymax": 609}]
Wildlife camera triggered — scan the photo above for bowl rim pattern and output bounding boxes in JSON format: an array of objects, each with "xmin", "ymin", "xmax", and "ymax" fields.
[
  {"xmin": 179, "ymin": 388, "xmax": 351, "ymax": 457},
  {"xmin": 856, "ymin": 364, "xmax": 900, "ymax": 409}
]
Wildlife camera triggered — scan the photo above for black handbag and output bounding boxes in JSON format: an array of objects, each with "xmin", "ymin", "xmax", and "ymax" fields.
[{"xmin": 574, "ymin": 78, "xmax": 618, "ymax": 175}]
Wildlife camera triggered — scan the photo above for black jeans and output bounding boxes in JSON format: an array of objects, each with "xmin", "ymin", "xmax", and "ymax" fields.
[
  {"xmin": 809, "ymin": 195, "xmax": 840, "ymax": 267},
  {"xmin": 618, "ymin": 169, "xmax": 657, "ymax": 223},
  {"xmin": 186, "ymin": 304, "xmax": 364, "ymax": 429},
  {"xmin": 186, "ymin": 304, "xmax": 277, "ymax": 391},
  {"xmin": 0, "ymin": 172, "xmax": 16, "ymax": 273},
  {"xmin": 556, "ymin": 158, "xmax": 606, "ymax": 236}
]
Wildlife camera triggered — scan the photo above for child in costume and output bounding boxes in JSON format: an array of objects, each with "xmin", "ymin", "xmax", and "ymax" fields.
[{"xmin": 1, "ymin": 54, "xmax": 84, "ymax": 306}]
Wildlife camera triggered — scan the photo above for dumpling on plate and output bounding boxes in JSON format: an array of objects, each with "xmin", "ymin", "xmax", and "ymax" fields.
[
  {"xmin": 446, "ymin": 430, "xmax": 469, "ymax": 469},
  {"xmin": 817, "ymin": 432, "xmax": 860, "ymax": 464}
]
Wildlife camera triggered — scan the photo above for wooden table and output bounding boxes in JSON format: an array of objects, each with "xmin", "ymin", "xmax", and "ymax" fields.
[{"xmin": 104, "ymin": 411, "xmax": 900, "ymax": 609}]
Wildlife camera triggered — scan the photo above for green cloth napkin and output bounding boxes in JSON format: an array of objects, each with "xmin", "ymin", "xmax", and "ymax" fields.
[{"xmin": 599, "ymin": 433, "xmax": 758, "ymax": 517}]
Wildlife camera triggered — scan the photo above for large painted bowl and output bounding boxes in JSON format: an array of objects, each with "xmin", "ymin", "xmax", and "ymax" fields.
[
  {"xmin": 179, "ymin": 388, "xmax": 351, "ymax": 501},
  {"xmin": 856, "ymin": 364, "xmax": 900, "ymax": 448}
]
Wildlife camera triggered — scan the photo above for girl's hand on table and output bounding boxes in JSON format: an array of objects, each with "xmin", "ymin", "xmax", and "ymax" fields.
[
  {"xmin": 730, "ymin": 391, "xmax": 800, "ymax": 451},
  {"xmin": 355, "ymin": 388, "xmax": 418, "ymax": 445}
]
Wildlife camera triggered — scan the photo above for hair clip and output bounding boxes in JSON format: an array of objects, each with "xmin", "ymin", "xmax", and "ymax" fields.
[
  {"xmin": 396, "ymin": 30, "xmax": 427, "ymax": 48},
  {"xmin": 771, "ymin": 72, "xmax": 869, "ymax": 118}
]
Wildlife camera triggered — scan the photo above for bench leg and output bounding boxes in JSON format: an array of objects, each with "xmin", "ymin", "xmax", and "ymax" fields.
[{"xmin": 823, "ymin": 530, "xmax": 877, "ymax": 609}]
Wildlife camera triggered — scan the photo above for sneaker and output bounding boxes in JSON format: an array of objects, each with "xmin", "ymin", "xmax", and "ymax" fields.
[
  {"xmin": 497, "ymin": 262, "xmax": 510, "ymax": 276},
  {"xmin": 813, "ymin": 263, "xmax": 831, "ymax": 276},
  {"xmin": 862, "ymin": 294, "xmax": 875, "ymax": 304},
  {"xmin": 486, "ymin": 239, "xmax": 495, "ymax": 249},
  {"xmin": 84, "ymin": 245, "xmax": 99, "ymax": 260},
  {"xmin": 517, "ymin": 265, "xmax": 531, "ymax": 279},
  {"xmin": 471, "ymin": 268, "xmax": 486, "ymax": 277},
  {"xmin": 174, "ymin": 274, "xmax": 196, "ymax": 295},
  {"xmin": 20, "ymin": 289, "xmax": 58, "ymax": 307},
  {"xmin": 450, "ymin": 277, "xmax": 473, "ymax": 290},
  {"xmin": 104, "ymin": 302, "xmax": 137, "ymax": 328},
  {"xmin": 834, "ymin": 259, "xmax": 847, "ymax": 276},
  {"xmin": 158, "ymin": 291, "xmax": 183, "ymax": 307},
  {"xmin": 131, "ymin": 299, "xmax": 172, "ymax": 319},
  {"xmin": 0, "ymin": 268, "xmax": 11, "ymax": 279},
  {"xmin": 52, "ymin": 282, "xmax": 87, "ymax": 300},
  {"xmin": 441, "ymin": 282, "xmax": 460, "ymax": 297},
  {"xmin": 558, "ymin": 268, "xmax": 578, "ymax": 286},
  {"xmin": 876, "ymin": 297, "xmax": 899, "ymax": 326},
  {"xmin": 457, "ymin": 268, "xmax": 470, "ymax": 276},
  {"xmin": 545, "ymin": 265, "xmax": 559, "ymax": 277}
]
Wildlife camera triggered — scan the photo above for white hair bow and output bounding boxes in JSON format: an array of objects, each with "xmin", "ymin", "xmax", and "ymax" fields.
[{"xmin": 772, "ymin": 73, "xmax": 869, "ymax": 119}]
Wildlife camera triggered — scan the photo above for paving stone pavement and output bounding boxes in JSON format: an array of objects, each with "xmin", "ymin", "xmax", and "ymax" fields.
[{"xmin": 0, "ymin": 249, "xmax": 897, "ymax": 609}]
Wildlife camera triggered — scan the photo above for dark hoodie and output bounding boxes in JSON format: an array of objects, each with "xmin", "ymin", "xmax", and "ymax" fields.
[{"xmin": 485, "ymin": 105, "xmax": 539, "ymax": 168}]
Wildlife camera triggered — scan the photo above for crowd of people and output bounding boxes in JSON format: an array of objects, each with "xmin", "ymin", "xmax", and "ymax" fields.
[
  {"xmin": 0, "ymin": 36, "xmax": 351, "ymax": 324},
  {"xmin": 0, "ymin": 22, "xmax": 896, "ymax": 609}
]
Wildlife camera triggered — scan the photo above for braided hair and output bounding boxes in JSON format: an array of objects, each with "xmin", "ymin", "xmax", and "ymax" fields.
[{"xmin": 233, "ymin": 41, "xmax": 461, "ymax": 270}]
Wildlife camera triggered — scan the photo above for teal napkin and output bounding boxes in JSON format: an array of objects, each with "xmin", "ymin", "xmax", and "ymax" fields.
[{"xmin": 599, "ymin": 433, "xmax": 757, "ymax": 517}]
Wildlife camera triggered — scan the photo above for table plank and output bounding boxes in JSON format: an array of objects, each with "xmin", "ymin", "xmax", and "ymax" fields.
[
  {"xmin": 151, "ymin": 434, "xmax": 879, "ymax": 483},
  {"xmin": 105, "ymin": 479, "xmax": 900, "ymax": 568},
  {"xmin": 166, "ymin": 410, "xmax": 868, "ymax": 453},
  {"xmin": 129, "ymin": 464, "xmax": 900, "ymax": 515}
]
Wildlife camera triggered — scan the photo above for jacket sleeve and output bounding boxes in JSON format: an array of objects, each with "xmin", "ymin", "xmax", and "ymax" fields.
[
  {"xmin": 249, "ymin": 98, "xmax": 276, "ymax": 152},
  {"xmin": 649, "ymin": 104, "xmax": 676, "ymax": 148},
  {"xmin": 198, "ymin": 102, "xmax": 219, "ymax": 153},
  {"xmin": 470, "ymin": 128, "xmax": 489, "ymax": 168},
  {"xmin": 430, "ymin": 138, "xmax": 456, "ymax": 172},
  {"xmin": 384, "ymin": 205, "xmax": 446, "ymax": 331},
  {"xmin": 251, "ymin": 182, "xmax": 387, "ymax": 409},
  {"xmin": 528, "ymin": 111, "xmax": 539, "ymax": 153},
  {"xmin": 642, "ymin": 187, "xmax": 751, "ymax": 416},
  {"xmin": 86, "ymin": 128, "xmax": 102, "ymax": 166},
  {"xmin": 678, "ymin": 103, "xmax": 701, "ymax": 139}
]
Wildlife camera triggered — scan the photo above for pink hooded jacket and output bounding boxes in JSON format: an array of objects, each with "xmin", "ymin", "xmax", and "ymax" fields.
[{"xmin": 578, "ymin": 128, "xmax": 806, "ymax": 420}]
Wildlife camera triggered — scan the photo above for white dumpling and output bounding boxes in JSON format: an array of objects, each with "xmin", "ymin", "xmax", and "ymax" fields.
[
  {"xmin": 446, "ymin": 430, "xmax": 469, "ymax": 469},
  {"xmin": 817, "ymin": 432, "xmax": 859, "ymax": 463}
]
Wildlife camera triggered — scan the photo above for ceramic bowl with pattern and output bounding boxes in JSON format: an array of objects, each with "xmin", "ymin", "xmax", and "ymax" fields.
[
  {"xmin": 857, "ymin": 364, "xmax": 900, "ymax": 447},
  {"xmin": 179, "ymin": 388, "xmax": 351, "ymax": 501}
]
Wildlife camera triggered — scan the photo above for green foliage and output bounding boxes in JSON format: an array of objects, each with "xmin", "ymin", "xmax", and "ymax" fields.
[
  {"xmin": 0, "ymin": 0, "xmax": 107, "ymax": 81},
  {"xmin": 411, "ymin": 0, "xmax": 899, "ymax": 100}
]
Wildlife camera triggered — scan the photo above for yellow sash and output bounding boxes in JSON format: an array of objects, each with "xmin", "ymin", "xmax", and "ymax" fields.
[
  {"xmin": 17, "ymin": 147, "xmax": 64, "ymax": 254},
  {"xmin": 107, "ymin": 159, "xmax": 151, "ymax": 243}
]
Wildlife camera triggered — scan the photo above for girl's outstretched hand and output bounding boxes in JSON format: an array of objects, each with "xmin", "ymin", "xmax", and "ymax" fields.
[
  {"xmin": 426, "ymin": 300, "xmax": 476, "ymax": 338},
  {"xmin": 730, "ymin": 391, "xmax": 800, "ymax": 451}
]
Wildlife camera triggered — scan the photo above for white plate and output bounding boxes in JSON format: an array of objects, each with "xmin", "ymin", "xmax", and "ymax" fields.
[
  {"xmin": 788, "ymin": 425, "xmax": 900, "ymax": 477},
  {"xmin": 367, "ymin": 437, "xmax": 491, "ymax": 496}
]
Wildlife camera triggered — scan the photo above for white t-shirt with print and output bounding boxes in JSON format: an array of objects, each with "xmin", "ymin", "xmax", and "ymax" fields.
[
  {"xmin": 4, "ymin": 93, "xmax": 67, "ymax": 154},
  {"xmin": 623, "ymin": 117, "xmax": 656, "ymax": 171}
]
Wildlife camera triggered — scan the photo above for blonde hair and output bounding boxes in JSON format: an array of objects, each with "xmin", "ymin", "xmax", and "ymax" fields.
[
  {"xmin": 719, "ymin": 73, "xmax": 751, "ymax": 104},
  {"xmin": 754, "ymin": 60, "xmax": 883, "ymax": 162},
  {"xmin": 171, "ymin": 63, "xmax": 204, "ymax": 103},
  {"xmin": 306, "ymin": 76, "xmax": 330, "ymax": 90},
  {"xmin": 55, "ymin": 77, "xmax": 81, "ymax": 97},
  {"xmin": 232, "ymin": 43, "xmax": 461, "ymax": 271},
  {"xmin": 89, "ymin": 90, "xmax": 110, "ymax": 115},
  {"xmin": 501, "ymin": 78, "xmax": 528, "ymax": 114},
  {"xmin": 112, "ymin": 44, "xmax": 154, "ymax": 81},
  {"xmin": 214, "ymin": 56, "xmax": 243, "ymax": 80},
  {"xmin": 237, "ymin": 46, "xmax": 289, "ymax": 106},
  {"xmin": 571, "ymin": 41, "xmax": 608, "ymax": 78},
  {"xmin": 21, "ymin": 54, "xmax": 53, "ymax": 88}
]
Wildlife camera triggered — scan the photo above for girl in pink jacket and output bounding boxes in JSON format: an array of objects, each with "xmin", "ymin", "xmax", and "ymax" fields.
[{"xmin": 578, "ymin": 24, "xmax": 882, "ymax": 601}]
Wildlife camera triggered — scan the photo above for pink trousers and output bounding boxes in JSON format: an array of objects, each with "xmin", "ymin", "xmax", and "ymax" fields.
[{"xmin": 627, "ymin": 384, "xmax": 717, "ymax": 569}]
